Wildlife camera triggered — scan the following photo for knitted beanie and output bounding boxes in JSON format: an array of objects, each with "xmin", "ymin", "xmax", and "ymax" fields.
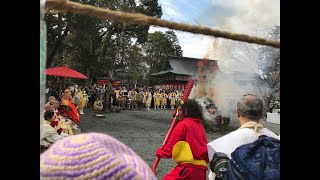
[
  {"xmin": 40, "ymin": 133, "xmax": 157, "ymax": 180},
  {"xmin": 225, "ymin": 136, "xmax": 280, "ymax": 180}
]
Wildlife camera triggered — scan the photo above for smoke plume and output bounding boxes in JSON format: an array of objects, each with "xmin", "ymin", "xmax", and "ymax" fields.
[{"xmin": 191, "ymin": 0, "xmax": 279, "ymax": 119}]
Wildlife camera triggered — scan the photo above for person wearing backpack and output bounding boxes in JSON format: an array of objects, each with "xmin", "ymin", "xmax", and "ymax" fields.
[
  {"xmin": 210, "ymin": 135, "xmax": 280, "ymax": 180},
  {"xmin": 207, "ymin": 94, "xmax": 279, "ymax": 179}
]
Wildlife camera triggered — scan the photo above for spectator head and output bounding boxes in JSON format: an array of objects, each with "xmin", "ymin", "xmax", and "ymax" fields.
[
  {"xmin": 43, "ymin": 110, "xmax": 55, "ymax": 122},
  {"xmin": 236, "ymin": 94, "xmax": 263, "ymax": 122},
  {"xmin": 47, "ymin": 96, "xmax": 56, "ymax": 103},
  {"xmin": 181, "ymin": 99, "xmax": 203, "ymax": 120}
]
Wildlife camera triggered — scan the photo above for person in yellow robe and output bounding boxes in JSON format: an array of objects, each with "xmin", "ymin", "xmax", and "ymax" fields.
[
  {"xmin": 128, "ymin": 89, "xmax": 136, "ymax": 109},
  {"xmin": 153, "ymin": 90, "xmax": 160, "ymax": 109},
  {"xmin": 169, "ymin": 91, "xmax": 176, "ymax": 109},
  {"xmin": 175, "ymin": 90, "xmax": 182, "ymax": 108},
  {"xmin": 117, "ymin": 89, "xmax": 125, "ymax": 109},
  {"xmin": 83, "ymin": 89, "xmax": 89, "ymax": 108},
  {"xmin": 145, "ymin": 90, "xmax": 152, "ymax": 111},
  {"xmin": 77, "ymin": 87, "xmax": 86, "ymax": 115},
  {"xmin": 160, "ymin": 91, "xmax": 168, "ymax": 109}
]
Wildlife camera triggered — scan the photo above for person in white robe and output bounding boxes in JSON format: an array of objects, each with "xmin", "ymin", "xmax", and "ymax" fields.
[
  {"xmin": 207, "ymin": 94, "xmax": 280, "ymax": 180},
  {"xmin": 40, "ymin": 111, "xmax": 65, "ymax": 148}
]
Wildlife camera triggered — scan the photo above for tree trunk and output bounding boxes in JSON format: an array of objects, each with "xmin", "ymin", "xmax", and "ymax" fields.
[
  {"xmin": 47, "ymin": 24, "xmax": 70, "ymax": 67},
  {"xmin": 86, "ymin": 67, "xmax": 90, "ymax": 86},
  {"xmin": 119, "ymin": 23, "xmax": 126, "ymax": 67},
  {"xmin": 104, "ymin": 70, "xmax": 113, "ymax": 112},
  {"xmin": 108, "ymin": 71, "xmax": 113, "ymax": 110}
]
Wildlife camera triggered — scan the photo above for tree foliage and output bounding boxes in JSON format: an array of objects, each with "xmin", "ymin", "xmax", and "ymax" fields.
[
  {"xmin": 223, "ymin": 26, "xmax": 280, "ymax": 91},
  {"xmin": 257, "ymin": 26, "xmax": 280, "ymax": 89},
  {"xmin": 142, "ymin": 30, "xmax": 183, "ymax": 84},
  {"xmin": 45, "ymin": 0, "xmax": 163, "ymax": 83}
]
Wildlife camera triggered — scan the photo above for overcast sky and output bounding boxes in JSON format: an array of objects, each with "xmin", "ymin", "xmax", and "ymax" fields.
[{"xmin": 149, "ymin": 0, "xmax": 280, "ymax": 60}]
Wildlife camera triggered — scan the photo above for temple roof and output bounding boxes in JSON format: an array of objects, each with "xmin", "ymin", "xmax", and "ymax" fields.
[{"xmin": 151, "ymin": 56, "xmax": 219, "ymax": 77}]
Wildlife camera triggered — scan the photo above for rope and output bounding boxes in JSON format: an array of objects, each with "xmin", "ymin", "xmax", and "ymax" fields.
[
  {"xmin": 45, "ymin": 0, "xmax": 280, "ymax": 48},
  {"xmin": 239, "ymin": 121, "xmax": 263, "ymax": 137}
]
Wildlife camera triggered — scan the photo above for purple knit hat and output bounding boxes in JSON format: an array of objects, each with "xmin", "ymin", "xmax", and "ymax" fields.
[{"xmin": 40, "ymin": 133, "xmax": 157, "ymax": 180}]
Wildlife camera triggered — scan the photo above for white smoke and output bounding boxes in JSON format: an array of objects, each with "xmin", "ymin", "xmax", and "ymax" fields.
[
  {"xmin": 191, "ymin": 70, "xmax": 265, "ymax": 119},
  {"xmin": 191, "ymin": 0, "xmax": 279, "ymax": 119},
  {"xmin": 208, "ymin": 0, "xmax": 280, "ymax": 72},
  {"xmin": 193, "ymin": 96, "xmax": 213, "ymax": 121}
]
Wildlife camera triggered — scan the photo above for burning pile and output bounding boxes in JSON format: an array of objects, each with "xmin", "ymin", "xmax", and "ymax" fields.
[{"xmin": 185, "ymin": 59, "xmax": 231, "ymax": 132}]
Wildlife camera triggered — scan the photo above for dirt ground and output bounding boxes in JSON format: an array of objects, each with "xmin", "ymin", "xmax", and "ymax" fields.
[{"xmin": 79, "ymin": 107, "xmax": 280, "ymax": 179}]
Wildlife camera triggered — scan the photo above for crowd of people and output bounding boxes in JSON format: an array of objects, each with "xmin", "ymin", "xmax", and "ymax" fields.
[
  {"xmin": 41, "ymin": 82, "xmax": 185, "ymax": 149},
  {"xmin": 110, "ymin": 86, "xmax": 185, "ymax": 111},
  {"xmin": 41, "ymin": 82, "xmax": 280, "ymax": 180},
  {"xmin": 41, "ymin": 83, "xmax": 88, "ymax": 151},
  {"xmin": 46, "ymin": 81, "xmax": 186, "ymax": 111}
]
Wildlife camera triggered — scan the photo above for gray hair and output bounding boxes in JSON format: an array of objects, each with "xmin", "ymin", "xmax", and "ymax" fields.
[
  {"xmin": 48, "ymin": 96, "xmax": 56, "ymax": 102},
  {"xmin": 237, "ymin": 95, "xmax": 263, "ymax": 120}
]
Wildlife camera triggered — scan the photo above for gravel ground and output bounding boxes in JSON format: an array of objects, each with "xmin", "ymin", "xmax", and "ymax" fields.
[{"xmin": 79, "ymin": 107, "xmax": 280, "ymax": 179}]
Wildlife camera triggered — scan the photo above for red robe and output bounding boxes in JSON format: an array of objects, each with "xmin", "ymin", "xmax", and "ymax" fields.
[
  {"xmin": 65, "ymin": 101, "xmax": 80, "ymax": 124},
  {"xmin": 60, "ymin": 101, "xmax": 80, "ymax": 125},
  {"xmin": 156, "ymin": 117, "xmax": 209, "ymax": 180}
]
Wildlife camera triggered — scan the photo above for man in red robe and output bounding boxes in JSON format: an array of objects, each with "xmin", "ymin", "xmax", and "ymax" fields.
[
  {"xmin": 156, "ymin": 99, "xmax": 209, "ymax": 180},
  {"xmin": 59, "ymin": 88, "xmax": 80, "ymax": 125}
]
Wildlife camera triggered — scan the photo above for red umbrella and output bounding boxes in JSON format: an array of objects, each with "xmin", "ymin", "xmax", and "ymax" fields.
[{"xmin": 45, "ymin": 65, "xmax": 88, "ymax": 79}]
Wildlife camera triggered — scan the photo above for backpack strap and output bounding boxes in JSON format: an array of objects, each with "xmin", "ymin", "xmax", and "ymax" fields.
[{"xmin": 258, "ymin": 135, "xmax": 268, "ymax": 138}]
